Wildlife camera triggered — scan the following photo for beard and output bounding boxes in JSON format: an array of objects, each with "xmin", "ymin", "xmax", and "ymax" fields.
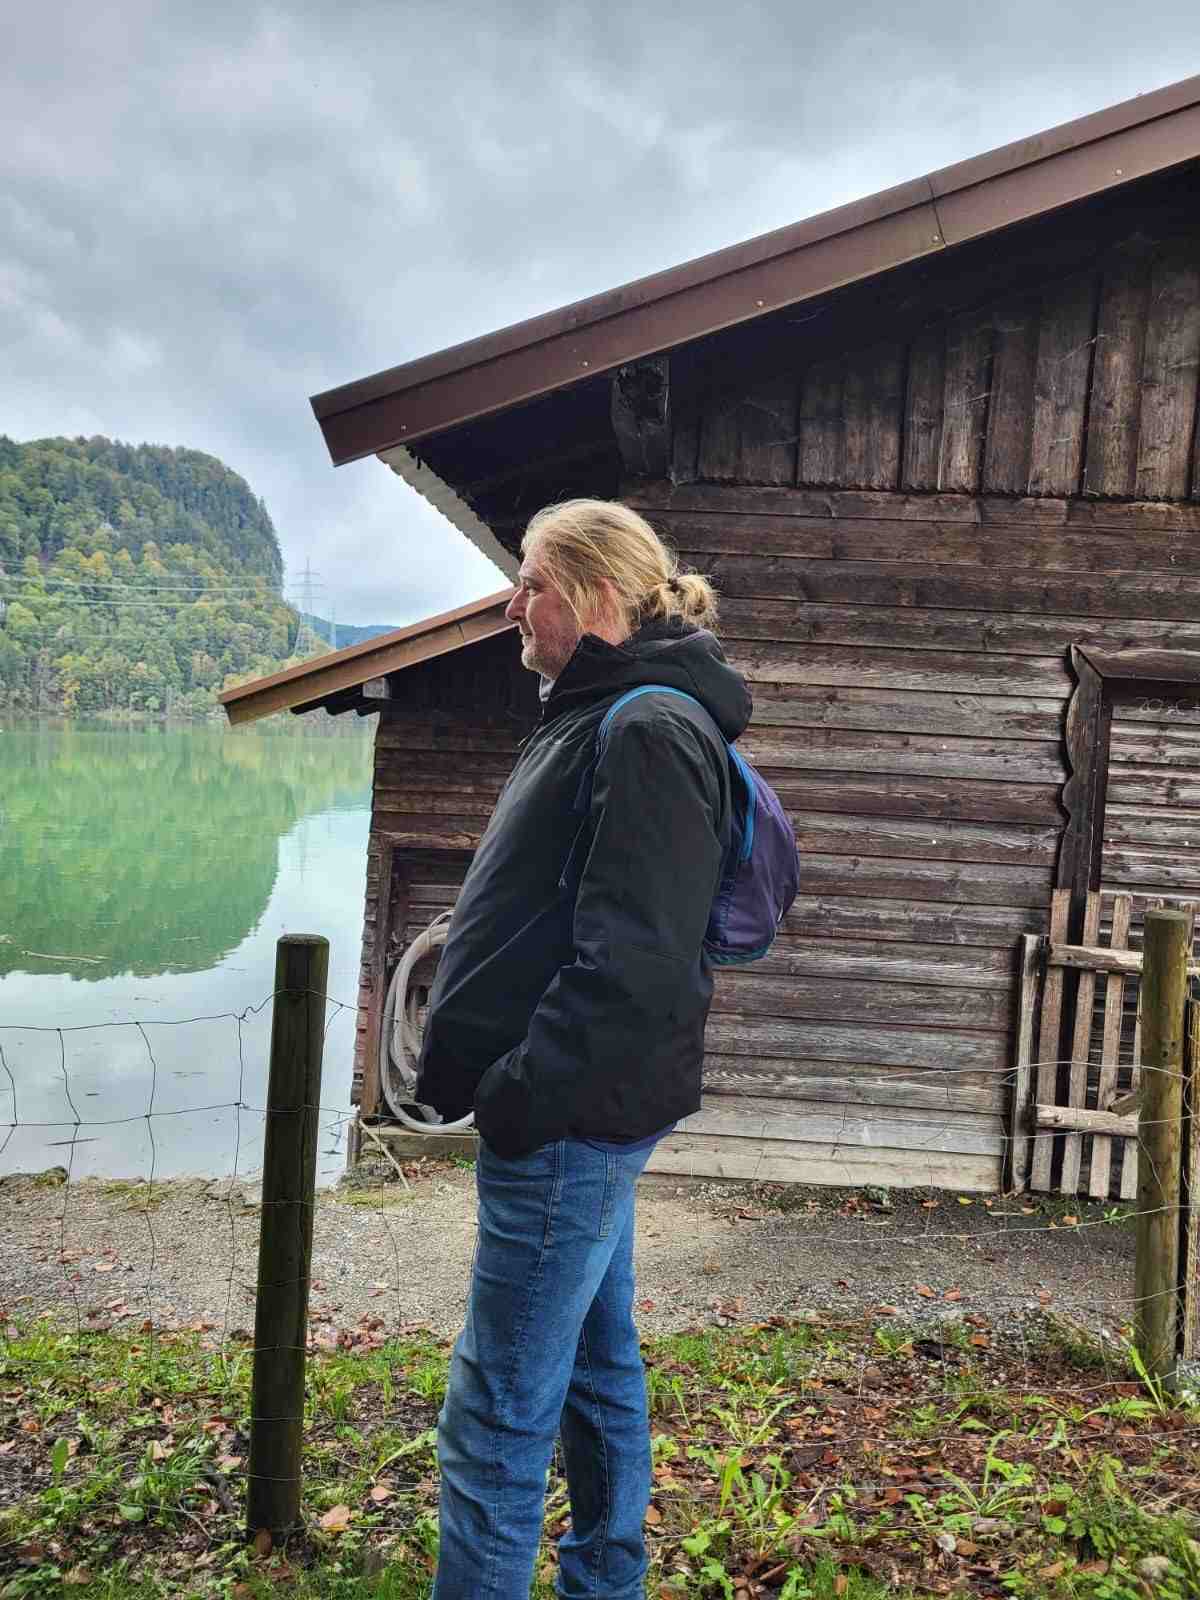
[{"xmin": 520, "ymin": 623, "xmax": 579, "ymax": 679}]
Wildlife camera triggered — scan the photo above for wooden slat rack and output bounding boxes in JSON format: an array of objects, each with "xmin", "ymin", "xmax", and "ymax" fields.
[{"xmin": 1011, "ymin": 890, "xmax": 1198, "ymax": 1197}]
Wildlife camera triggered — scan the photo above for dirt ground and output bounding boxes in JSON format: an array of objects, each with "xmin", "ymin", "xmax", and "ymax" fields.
[{"xmin": 0, "ymin": 1158, "xmax": 1138, "ymax": 1350}]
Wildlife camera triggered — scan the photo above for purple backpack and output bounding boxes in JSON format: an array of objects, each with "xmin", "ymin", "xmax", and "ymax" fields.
[{"xmin": 595, "ymin": 686, "xmax": 800, "ymax": 965}]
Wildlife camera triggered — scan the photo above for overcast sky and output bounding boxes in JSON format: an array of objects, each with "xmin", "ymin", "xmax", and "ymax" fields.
[{"xmin": 2, "ymin": 3, "xmax": 1197, "ymax": 626}]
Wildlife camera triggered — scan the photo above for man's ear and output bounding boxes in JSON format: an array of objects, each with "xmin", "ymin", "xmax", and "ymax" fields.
[{"xmin": 584, "ymin": 579, "xmax": 629, "ymax": 644}]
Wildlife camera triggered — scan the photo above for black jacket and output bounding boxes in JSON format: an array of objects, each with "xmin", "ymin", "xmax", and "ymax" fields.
[{"xmin": 415, "ymin": 617, "xmax": 753, "ymax": 1157}]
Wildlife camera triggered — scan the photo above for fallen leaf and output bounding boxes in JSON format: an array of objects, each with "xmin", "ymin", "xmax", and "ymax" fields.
[
  {"xmin": 955, "ymin": 1539, "xmax": 978, "ymax": 1556},
  {"xmin": 319, "ymin": 1504, "xmax": 352, "ymax": 1533},
  {"xmin": 1038, "ymin": 1561, "xmax": 1065, "ymax": 1579},
  {"xmin": 943, "ymin": 1288, "xmax": 962, "ymax": 1302},
  {"xmin": 970, "ymin": 1334, "xmax": 990, "ymax": 1349},
  {"xmin": 957, "ymin": 1197, "xmax": 973, "ymax": 1206},
  {"xmin": 915, "ymin": 1284, "xmax": 935, "ymax": 1299},
  {"xmin": 93, "ymin": 1262, "xmax": 116, "ymax": 1273},
  {"xmin": 1062, "ymin": 1215, "xmax": 1078, "ymax": 1226},
  {"xmin": 369, "ymin": 1484, "xmax": 393, "ymax": 1503},
  {"xmin": 835, "ymin": 1578, "xmax": 848, "ymax": 1596},
  {"xmin": 63, "ymin": 1568, "xmax": 92, "ymax": 1586},
  {"xmin": 644, "ymin": 1504, "xmax": 663, "ymax": 1526},
  {"xmin": 877, "ymin": 1304, "xmax": 898, "ymax": 1316}
]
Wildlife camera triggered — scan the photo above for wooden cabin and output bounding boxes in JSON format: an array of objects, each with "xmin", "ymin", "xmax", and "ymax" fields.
[{"xmin": 223, "ymin": 75, "xmax": 1200, "ymax": 1196}]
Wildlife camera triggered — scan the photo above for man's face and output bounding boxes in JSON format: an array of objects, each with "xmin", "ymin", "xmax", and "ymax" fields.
[{"xmin": 505, "ymin": 553, "xmax": 582, "ymax": 679}]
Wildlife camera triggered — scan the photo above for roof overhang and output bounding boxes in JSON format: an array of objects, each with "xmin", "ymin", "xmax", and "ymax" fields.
[
  {"xmin": 379, "ymin": 444, "xmax": 519, "ymax": 579},
  {"xmin": 219, "ymin": 589, "xmax": 516, "ymax": 725},
  {"xmin": 311, "ymin": 73, "xmax": 1200, "ymax": 467}
]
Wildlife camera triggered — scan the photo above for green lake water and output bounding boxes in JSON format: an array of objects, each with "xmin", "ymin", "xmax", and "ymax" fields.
[{"xmin": 0, "ymin": 720, "xmax": 373, "ymax": 1185}]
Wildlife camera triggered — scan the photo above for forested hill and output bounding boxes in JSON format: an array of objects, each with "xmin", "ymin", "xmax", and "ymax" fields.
[{"xmin": 0, "ymin": 436, "xmax": 324, "ymax": 718}]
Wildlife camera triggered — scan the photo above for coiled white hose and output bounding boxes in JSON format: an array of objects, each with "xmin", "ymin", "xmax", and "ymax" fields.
[{"xmin": 378, "ymin": 912, "xmax": 475, "ymax": 1133}]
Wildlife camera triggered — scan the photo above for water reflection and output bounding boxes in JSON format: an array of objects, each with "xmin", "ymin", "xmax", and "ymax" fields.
[
  {"xmin": 2, "ymin": 722, "xmax": 371, "ymax": 980},
  {"xmin": 1, "ymin": 721, "xmax": 373, "ymax": 1182}
]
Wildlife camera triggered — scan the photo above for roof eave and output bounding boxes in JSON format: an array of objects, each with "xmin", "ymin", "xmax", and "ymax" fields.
[
  {"xmin": 310, "ymin": 74, "xmax": 1200, "ymax": 467},
  {"xmin": 219, "ymin": 591, "xmax": 516, "ymax": 725}
]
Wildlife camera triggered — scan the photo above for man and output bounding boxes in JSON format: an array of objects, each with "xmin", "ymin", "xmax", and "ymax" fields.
[{"xmin": 416, "ymin": 497, "xmax": 752, "ymax": 1599}]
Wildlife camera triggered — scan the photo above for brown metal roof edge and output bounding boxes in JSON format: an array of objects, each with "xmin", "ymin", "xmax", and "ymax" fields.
[
  {"xmin": 219, "ymin": 588, "xmax": 516, "ymax": 726},
  {"xmin": 311, "ymin": 74, "xmax": 1200, "ymax": 466},
  {"xmin": 310, "ymin": 170, "xmax": 933, "ymax": 421}
]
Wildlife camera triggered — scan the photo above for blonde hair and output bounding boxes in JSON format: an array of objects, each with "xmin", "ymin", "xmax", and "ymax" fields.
[{"xmin": 522, "ymin": 499, "xmax": 718, "ymax": 633}]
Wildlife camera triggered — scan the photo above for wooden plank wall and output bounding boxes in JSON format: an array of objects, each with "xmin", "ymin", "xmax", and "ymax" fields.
[
  {"xmin": 622, "ymin": 483, "xmax": 1200, "ymax": 1190},
  {"xmin": 351, "ymin": 633, "xmax": 535, "ymax": 1108},
  {"xmin": 1103, "ymin": 695, "xmax": 1200, "ymax": 906},
  {"xmin": 672, "ymin": 234, "xmax": 1200, "ymax": 504},
  {"xmin": 629, "ymin": 226, "xmax": 1200, "ymax": 1189}
]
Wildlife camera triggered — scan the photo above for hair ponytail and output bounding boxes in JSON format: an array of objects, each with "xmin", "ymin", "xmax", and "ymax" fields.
[{"xmin": 523, "ymin": 500, "xmax": 719, "ymax": 632}]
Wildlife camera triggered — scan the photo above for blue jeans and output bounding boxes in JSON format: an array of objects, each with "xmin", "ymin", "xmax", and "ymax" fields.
[{"xmin": 432, "ymin": 1137, "xmax": 654, "ymax": 1599}]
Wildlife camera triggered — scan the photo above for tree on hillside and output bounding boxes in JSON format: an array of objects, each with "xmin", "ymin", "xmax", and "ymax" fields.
[{"xmin": 0, "ymin": 435, "xmax": 323, "ymax": 719}]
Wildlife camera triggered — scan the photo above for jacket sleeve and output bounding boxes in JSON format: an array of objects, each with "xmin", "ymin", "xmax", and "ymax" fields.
[{"xmin": 471, "ymin": 711, "xmax": 725, "ymax": 1157}]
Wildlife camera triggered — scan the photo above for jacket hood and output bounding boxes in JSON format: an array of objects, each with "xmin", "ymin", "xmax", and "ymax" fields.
[{"xmin": 546, "ymin": 617, "xmax": 752, "ymax": 742}]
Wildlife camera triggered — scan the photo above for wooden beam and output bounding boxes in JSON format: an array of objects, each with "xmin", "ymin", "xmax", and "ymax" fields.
[
  {"xmin": 362, "ymin": 677, "xmax": 391, "ymax": 700},
  {"xmin": 1031, "ymin": 888, "xmax": 1071, "ymax": 1191},
  {"xmin": 611, "ymin": 357, "xmax": 670, "ymax": 479},
  {"xmin": 1035, "ymin": 1103, "xmax": 1139, "ymax": 1137},
  {"xmin": 1008, "ymin": 933, "xmax": 1040, "ymax": 1192},
  {"xmin": 1091, "ymin": 893, "xmax": 1133, "ymax": 1197},
  {"xmin": 1061, "ymin": 890, "xmax": 1103, "ymax": 1192},
  {"xmin": 1048, "ymin": 941, "xmax": 1200, "ymax": 977}
]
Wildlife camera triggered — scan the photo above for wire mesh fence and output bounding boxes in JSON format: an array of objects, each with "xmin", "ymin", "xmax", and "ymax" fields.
[{"xmin": 2, "ymin": 952, "xmax": 1199, "ymax": 1592}]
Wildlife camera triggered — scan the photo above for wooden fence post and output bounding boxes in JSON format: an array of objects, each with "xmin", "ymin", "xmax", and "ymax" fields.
[
  {"xmin": 247, "ymin": 934, "xmax": 330, "ymax": 1540},
  {"xmin": 1181, "ymin": 1002, "xmax": 1200, "ymax": 1362},
  {"xmin": 1135, "ymin": 909, "xmax": 1189, "ymax": 1383}
]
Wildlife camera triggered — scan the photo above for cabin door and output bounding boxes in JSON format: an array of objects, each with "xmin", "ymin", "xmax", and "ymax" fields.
[{"xmin": 1017, "ymin": 652, "xmax": 1200, "ymax": 1198}]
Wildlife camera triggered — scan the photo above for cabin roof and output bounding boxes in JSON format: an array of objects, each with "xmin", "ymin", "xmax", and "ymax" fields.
[
  {"xmin": 218, "ymin": 588, "xmax": 515, "ymax": 725},
  {"xmin": 312, "ymin": 74, "xmax": 1200, "ymax": 468}
]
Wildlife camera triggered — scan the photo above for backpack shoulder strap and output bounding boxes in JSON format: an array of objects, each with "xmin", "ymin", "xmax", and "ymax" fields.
[
  {"xmin": 574, "ymin": 684, "xmax": 716, "ymax": 817},
  {"xmin": 597, "ymin": 683, "xmax": 709, "ymax": 749}
]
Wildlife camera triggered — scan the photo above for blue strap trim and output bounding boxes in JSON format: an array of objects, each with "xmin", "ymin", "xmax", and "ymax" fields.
[
  {"xmin": 728, "ymin": 746, "xmax": 756, "ymax": 862},
  {"xmin": 598, "ymin": 684, "xmax": 704, "ymax": 746}
]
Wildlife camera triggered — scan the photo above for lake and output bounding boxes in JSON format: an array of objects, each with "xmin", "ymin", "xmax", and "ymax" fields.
[{"xmin": 0, "ymin": 719, "xmax": 374, "ymax": 1186}]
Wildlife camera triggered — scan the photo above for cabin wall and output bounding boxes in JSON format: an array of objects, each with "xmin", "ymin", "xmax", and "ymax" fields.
[
  {"xmin": 669, "ymin": 227, "xmax": 1200, "ymax": 503},
  {"xmin": 358, "ymin": 198, "xmax": 1200, "ymax": 1192},
  {"xmin": 620, "ymin": 220, "xmax": 1200, "ymax": 1190},
  {"xmin": 352, "ymin": 634, "xmax": 536, "ymax": 1111}
]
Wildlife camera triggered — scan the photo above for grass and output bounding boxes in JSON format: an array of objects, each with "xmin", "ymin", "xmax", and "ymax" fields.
[{"xmin": 1, "ymin": 1310, "xmax": 1198, "ymax": 1599}]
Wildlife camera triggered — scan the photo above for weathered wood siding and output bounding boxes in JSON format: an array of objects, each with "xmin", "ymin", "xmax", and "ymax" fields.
[
  {"xmin": 352, "ymin": 634, "xmax": 535, "ymax": 1108},
  {"xmin": 622, "ymin": 222, "xmax": 1200, "ymax": 1188},
  {"xmin": 621, "ymin": 475, "xmax": 1200, "ymax": 1190},
  {"xmin": 1103, "ymin": 695, "xmax": 1200, "ymax": 905},
  {"xmin": 672, "ymin": 233, "xmax": 1200, "ymax": 503},
  {"xmin": 355, "ymin": 210, "xmax": 1200, "ymax": 1193}
]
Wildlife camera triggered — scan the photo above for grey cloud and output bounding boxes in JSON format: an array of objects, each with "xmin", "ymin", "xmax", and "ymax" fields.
[{"xmin": 2, "ymin": 0, "xmax": 1197, "ymax": 622}]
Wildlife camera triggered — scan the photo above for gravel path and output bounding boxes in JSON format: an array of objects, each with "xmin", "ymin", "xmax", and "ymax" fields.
[{"xmin": 0, "ymin": 1159, "xmax": 1137, "ymax": 1348}]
